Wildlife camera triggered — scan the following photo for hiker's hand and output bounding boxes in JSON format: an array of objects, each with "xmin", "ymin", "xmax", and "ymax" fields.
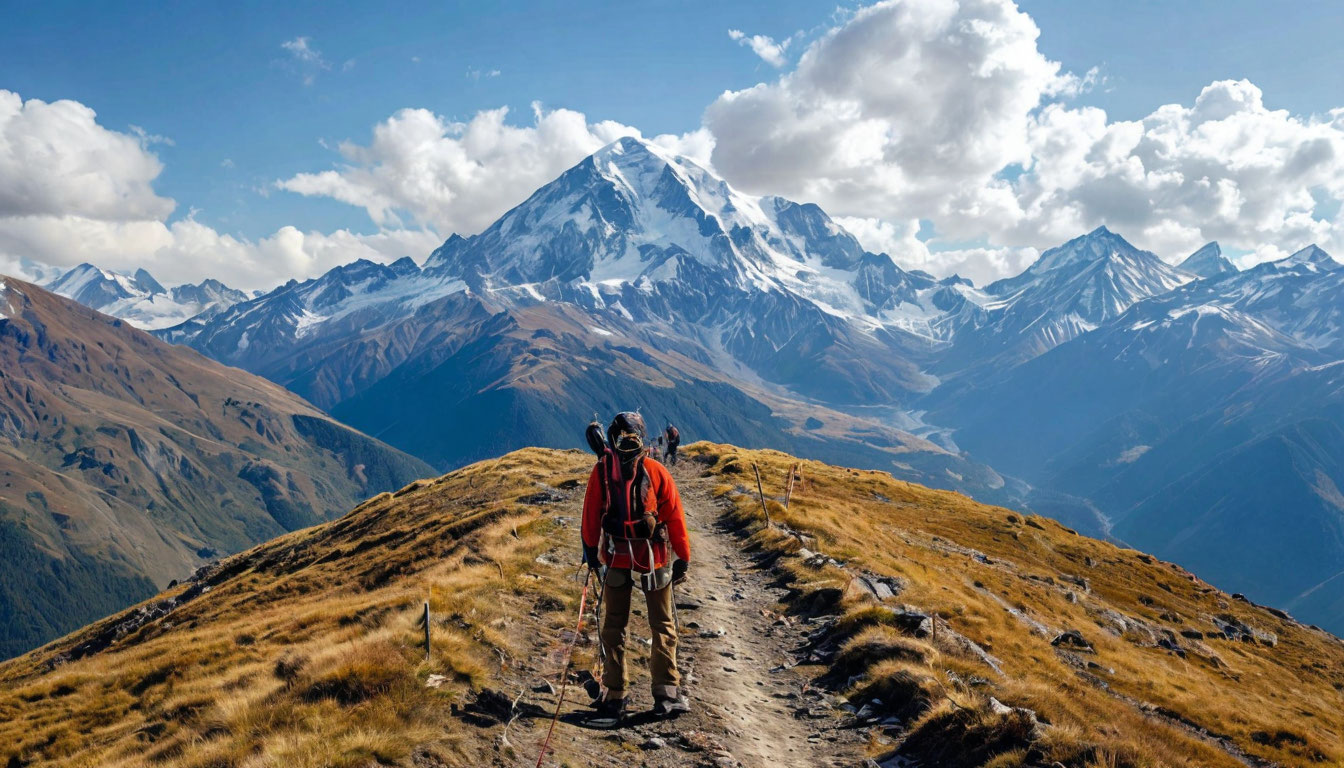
[
  {"xmin": 583, "ymin": 544, "xmax": 601, "ymax": 571},
  {"xmin": 672, "ymin": 559, "xmax": 688, "ymax": 584}
]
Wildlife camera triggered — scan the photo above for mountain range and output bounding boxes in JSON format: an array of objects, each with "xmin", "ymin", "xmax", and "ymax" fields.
[
  {"xmin": 44, "ymin": 263, "xmax": 253, "ymax": 330},
  {"xmin": 12, "ymin": 135, "xmax": 1344, "ymax": 637},
  {"xmin": 0, "ymin": 276, "xmax": 432, "ymax": 657}
]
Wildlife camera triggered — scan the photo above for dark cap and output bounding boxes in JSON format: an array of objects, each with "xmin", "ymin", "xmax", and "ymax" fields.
[{"xmin": 607, "ymin": 411, "xmax": 646, "ymax": 455}]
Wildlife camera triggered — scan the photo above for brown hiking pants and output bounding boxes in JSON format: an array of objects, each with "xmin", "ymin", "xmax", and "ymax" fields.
[{"xmin": 599, "ymin": 567, "xmax": 679, "ymax": 699}]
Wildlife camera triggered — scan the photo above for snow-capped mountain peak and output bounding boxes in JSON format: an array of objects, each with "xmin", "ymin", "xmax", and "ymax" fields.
[
  {"xmin": 419, "ymin": 136, "xmax": 912, "ymax": 325},
  {"xmin": 1178, "ymin": 242, "xmax": 1237, "ymax": 279},
  {"xmin": 45, "ymin": 263, "xmax": 250, "ymax": 330},
  {"xmin": 1275, "ymin": 244, "xmax": 1339, "ymax": 271},
  {"xmin": 1016, "ymin": 226, "xmax": 1178, "ymax": 283}
]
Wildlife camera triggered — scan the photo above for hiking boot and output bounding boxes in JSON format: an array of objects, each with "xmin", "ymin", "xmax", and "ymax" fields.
[
  {"xmin": 652, "ymin": 694, "xmax": 690, "ymax": 717},
  {"xmin": 586, "ymin": 696, "xmax": 627, "ymax": 729}
]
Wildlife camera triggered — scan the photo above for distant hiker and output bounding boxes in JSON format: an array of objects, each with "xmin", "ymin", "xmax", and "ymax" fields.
[
  {"xmin": 582, "ymin": 412, "xmax": 691, "ymax": 723},
  {"xmin": 664, "ymin": 423, "xmax": 680, "ymax": 466}
]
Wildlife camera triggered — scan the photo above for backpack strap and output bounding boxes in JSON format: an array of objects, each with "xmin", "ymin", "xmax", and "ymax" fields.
[{"xmin": 599, "ymin": 455, "xmax": 662, "ymax": 541}]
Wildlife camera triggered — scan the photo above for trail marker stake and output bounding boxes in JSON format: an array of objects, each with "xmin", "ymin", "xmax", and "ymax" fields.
[
  {"xmin": 751, "ymin": 463, "xmax": 772, "ymax": 528},
  {"xmin": 423, "ymin": 601, "xmax": 431, "ymax": 661}
]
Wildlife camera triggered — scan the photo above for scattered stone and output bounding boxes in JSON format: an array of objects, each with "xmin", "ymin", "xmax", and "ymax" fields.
[
  {"xmin": 531, "ymin": 680, "xmax": 555, "ymax": 695},
  {"xmin": 1157, "ymin": 635, "xmax": 1187, "ymax": 657},
  {"xmin": 425, "ymin": 674, "xmax": 449, "ymax": 689},
  {"xmin": 1059, "ymin": 573, "xmax": 1090, "ymax": 592},
  {"xmin": 1051, "ymin": 630, "xmax": 1094, "ymax": 652},
  {"xmin": 1211, "ymin": 614, "xmax": 1278, "ymax": 646},
  {"xmin": 640, "ymin": 736, "xmax": 666, "ymax": 750},
  {"xmin": 892, "ymin": 609, "xmax": 933, "ymax": 638},
  {"xmin": 700, "ymin": 627, "xmax": 728, "ymax": 638},
  {"xmin": 853, "ymin": 573, "xmax": 905, "ymax": 601}
]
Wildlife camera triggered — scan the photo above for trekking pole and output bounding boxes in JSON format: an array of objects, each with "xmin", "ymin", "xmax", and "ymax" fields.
[
  {"xmin": 591, "ymin": 565, "xmax": 609, "ymax": 668},
  {"xmin": 535, "ymin": 568, "xmax": 593, "ymax": 768},
  {"xmin": 671, "ymin": 579, "xmax": 680, "ymax": 636}
]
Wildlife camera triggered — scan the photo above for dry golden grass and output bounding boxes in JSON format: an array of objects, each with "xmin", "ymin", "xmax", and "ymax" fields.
[
  {"xmin": 0, "ymin": 447, "xmax": 594, "ymax": 768},
  {"xmin": 692, "ymin": 443, "xmax": 1344, "ymax": 767}
]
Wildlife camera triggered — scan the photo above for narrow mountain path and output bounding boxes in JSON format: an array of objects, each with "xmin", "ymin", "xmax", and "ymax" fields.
[{"xmin": 507, "ymin": 462, "xmax": 869, "ymax": 768}]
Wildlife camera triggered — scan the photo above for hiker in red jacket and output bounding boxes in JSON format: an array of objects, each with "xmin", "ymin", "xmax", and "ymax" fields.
[{"xmin": 582, "ymin": 412, "xmax": 691, "ymax": 723}]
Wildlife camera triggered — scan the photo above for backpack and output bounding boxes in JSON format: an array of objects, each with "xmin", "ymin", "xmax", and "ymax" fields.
[
  {"xmin": 599, "ymin": 453, "xmax": 664, "ymax": 541},
  {"xmin": 597, "ymin": 452, "xmax": 668, "ymax": 582},
  {"xmin": 666, "ymin": 426, "xmax": 680, "ymax": 445}
]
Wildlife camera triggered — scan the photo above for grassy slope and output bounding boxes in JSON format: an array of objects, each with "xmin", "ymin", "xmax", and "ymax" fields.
[
  {"xmin": 698, "ymin": 444, "xmax": 1344, "ymax": 767},
  {"xmin": 1, "ymin": 444, "xmax": 1341, "ymax": 768}
]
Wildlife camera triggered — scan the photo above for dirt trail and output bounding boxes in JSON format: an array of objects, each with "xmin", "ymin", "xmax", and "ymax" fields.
[{"xmin": 508, "ymin": 463, "xmax": 869, "ymax": 768}]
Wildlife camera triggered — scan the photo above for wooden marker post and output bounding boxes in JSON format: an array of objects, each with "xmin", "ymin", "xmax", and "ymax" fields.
[
  {"xmin": 751, "ymin": 462, "xmax": 772, "ymax": 528},
  {"xmin": 423, "ymin": 601, "xmax": 431, "ymax": 660}
]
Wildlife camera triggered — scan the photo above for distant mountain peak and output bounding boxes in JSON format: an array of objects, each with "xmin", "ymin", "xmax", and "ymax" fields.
[
  {"xmin": 998, "ymin": 226, "xmax": 1172, "ymax": 290},
  {"xmin": 1277, "ymin": 244, "xmax": 1339, "ymax": 271},
  {"xmin": 46, "ymin": 262, "xmax": 248, "ymax": 330},
  {"xmin": 132, "ymin": 268, "xmax": 167, "ymax": 295},
  {"xmin": 1179, "ymin": 241, "xmax": 1237, "ymax": 279}
]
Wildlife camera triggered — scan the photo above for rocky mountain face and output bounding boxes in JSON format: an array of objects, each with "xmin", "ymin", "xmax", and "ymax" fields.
[
  {"xmin": 45, "ymin": 263, "xmax": 251, "ymax": 330},
  {"xmin": 1178, "ymin": 241, "xmax": 1237, "ymax": 278},
  {"xmin": 0, "ymin": 277, "xmax": 433, "ymax": 657},
  {"xmin": 153, "ymin": 137, "xmax": 1344, "ymax": 635}
]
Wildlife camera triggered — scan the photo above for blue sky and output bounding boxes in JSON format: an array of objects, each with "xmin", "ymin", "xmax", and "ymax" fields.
[{"xmin": 3, "ymin": 0, "xmax": 1344, "ymax": 287}]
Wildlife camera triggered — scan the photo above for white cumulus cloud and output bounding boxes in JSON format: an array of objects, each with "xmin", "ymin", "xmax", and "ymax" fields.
[
  {"xmin": 706, "ymin": 0, "xmax": 1344, "ymax": 278},
  {"xmin": 0, "ymin": 90, "xmax": 437, "ymax": 291},
  {"xmin": 728, "ymin": 29, "xmax": 792, "ymax": 68},
  {"xmin": 0, "ymin": 90, "xmax": 174, "ymax": 221},
  {"xmin": 708, "ymin": 0, "xmax": 1071, "ymax": 224},
  {"xmin": 994, "ymin": 80, "xmax": 1344, "ymax": 263}
]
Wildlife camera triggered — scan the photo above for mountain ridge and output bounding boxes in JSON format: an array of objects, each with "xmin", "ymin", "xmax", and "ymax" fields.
[{"xmin": 3, "ymin": 444, "xmax": 1342, "ymax": 768}]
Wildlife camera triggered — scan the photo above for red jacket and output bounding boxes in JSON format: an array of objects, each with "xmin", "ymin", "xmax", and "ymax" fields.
[{"xmin": 582, "ymin": 455, "xmax": 690, "ymax": 570}]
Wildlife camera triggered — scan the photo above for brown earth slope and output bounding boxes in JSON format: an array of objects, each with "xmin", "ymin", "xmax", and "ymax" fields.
[
  {"xmin": 1, "ymin": 444, "xmax": 1342, "ymax": 767},
  {"xmin": 0, "ymin": 276, "xmax": 433, "ymax": 658}
]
